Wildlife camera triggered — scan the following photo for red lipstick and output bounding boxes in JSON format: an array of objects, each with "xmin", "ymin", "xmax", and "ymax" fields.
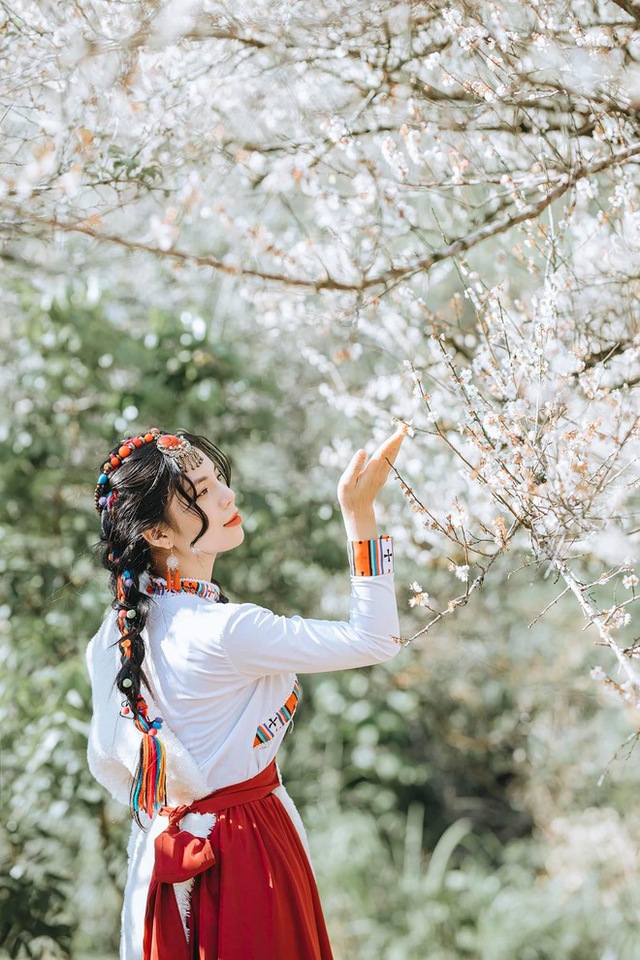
[{"xmin": 224, "ymin": 512, "xmax": 242, "ymax": 527}]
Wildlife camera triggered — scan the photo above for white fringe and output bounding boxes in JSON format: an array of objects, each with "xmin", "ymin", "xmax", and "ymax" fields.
[
  {"xmin": 173, "ymin": 878, "xmax": 195, "ymax": 939},
  {"xmin": 172, "ymin": 812, "xmax": 217, "ymax": 940}
]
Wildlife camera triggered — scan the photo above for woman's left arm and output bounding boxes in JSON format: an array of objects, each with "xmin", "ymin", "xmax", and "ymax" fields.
[
  {"xmin": 222, "ymin": 424, "xmax": 407, "ymax": 678},
  {"xmin": 221, "ymin": 540, "xmax": 401, "ymax": 678}
]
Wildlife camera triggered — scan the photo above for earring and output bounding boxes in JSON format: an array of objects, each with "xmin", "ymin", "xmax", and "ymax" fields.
[
  {"xmin": 191, "ymin": 545, "xmax": 201, "ymax": 556},
  {"xmin": 166, "ymin": 551, "xmax": 180, "ymax": 592}
]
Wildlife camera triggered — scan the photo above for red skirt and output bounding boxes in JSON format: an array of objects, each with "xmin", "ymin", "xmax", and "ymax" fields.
[{"xmin": 143, "ymin": 760, "xmax": 334, "ymax": 960}]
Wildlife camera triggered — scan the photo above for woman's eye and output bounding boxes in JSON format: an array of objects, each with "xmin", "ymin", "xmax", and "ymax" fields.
[{"xmin": 197, "ymin": 488, "xmax": 208, "ymax": 498}]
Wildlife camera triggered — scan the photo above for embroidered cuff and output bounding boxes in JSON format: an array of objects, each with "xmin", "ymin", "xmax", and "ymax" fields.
[{"xmin": 347, "ymin": 535, "xmax": 394, "ymax": 576}]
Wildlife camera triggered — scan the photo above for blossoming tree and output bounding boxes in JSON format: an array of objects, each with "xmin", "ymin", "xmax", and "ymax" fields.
[{"xmin": 3, "ymin": 0, "xmax": 640, "ymax": 711}]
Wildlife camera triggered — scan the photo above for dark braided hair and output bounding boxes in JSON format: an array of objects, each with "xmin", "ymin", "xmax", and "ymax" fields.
[{"xmin": 93, "ymin": 427, "xmax": 231, "ymax": 827}]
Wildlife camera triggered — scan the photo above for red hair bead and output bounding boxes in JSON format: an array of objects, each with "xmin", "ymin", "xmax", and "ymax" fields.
[
  {"xmin": 144, "ymin": 433, "xmax": 154, "ymax": 442},
  {"xmin": 118, "ymin": 445, "xmax": 132, "ymax": 458},
  {"xmin": 110, "ymin": 457, "xmax": 120, "ymax": 466}
]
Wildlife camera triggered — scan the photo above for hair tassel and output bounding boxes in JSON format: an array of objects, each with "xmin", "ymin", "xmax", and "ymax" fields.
[{"xmin": 132, "ymin": 709, "xmax": 167, "ymax": 818}]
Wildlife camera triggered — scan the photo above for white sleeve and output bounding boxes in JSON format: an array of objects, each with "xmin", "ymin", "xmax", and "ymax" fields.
[{"xmin": 221, "ymin": 572, "xmax": 402, "ymax": 678}]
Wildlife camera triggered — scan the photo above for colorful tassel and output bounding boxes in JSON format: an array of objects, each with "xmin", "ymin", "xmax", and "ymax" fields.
[{"xmin": 132, "ymin": 699, "xmax": 167, "ymax": 818}]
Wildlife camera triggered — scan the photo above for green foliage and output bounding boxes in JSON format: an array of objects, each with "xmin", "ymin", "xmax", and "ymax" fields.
[
  {"xmin": 308, "ymin": 802, "xmax": 640, "ymax": 960},
  {"xmin": 0, "ymin": 817, "xmax": 72, "ymax": 958}
]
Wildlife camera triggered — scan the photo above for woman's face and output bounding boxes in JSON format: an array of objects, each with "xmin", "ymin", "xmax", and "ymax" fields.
[{"xmin": 145, "ymin": 451, "xmax": 244, "ymax": 578}]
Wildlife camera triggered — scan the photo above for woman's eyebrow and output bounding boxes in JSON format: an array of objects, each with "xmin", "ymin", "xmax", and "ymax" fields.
[{"xmin": 192, "ymin": 469, "xmax": 222, "ymax": 486}]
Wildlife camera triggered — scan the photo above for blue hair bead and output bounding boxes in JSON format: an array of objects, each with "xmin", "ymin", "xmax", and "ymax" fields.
[
  {"xmin": 98, "ymin": 474, "xmax": 108, "ymax": 484},
  {"xmin": 123, "ymin": 569, "xmax": 131, "ymax": 579}
]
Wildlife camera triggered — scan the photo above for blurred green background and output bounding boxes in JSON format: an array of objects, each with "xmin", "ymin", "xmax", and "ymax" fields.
[{"xmin": 2, "ymin": 278, "xmax": 640, "ymax": 960}]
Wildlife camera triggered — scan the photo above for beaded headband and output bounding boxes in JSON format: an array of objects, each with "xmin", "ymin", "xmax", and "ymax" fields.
[{"xmin": 94, "ymin": 427, "xmax": 205, "ymax": 514}]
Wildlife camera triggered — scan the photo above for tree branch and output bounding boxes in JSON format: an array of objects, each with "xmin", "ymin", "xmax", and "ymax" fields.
[{"xmin": 3, "ymin": 141, "xmax": 638, "ymax": 294}]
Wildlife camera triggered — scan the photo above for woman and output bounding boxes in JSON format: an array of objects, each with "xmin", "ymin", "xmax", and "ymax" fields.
[{"xmin": 85, "ymin": 423, "xmax": 407, "ymax": 960}]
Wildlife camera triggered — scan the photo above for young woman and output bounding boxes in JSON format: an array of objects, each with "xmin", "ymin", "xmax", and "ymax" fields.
[{"xmin": 85, "ymin": 423, "xmax": 407, "ymax": 960}]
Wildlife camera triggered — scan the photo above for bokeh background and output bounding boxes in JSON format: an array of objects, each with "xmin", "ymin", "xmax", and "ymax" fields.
[{"xmin": 2, "ymin": 1, "xmax": 640, "ymax": 958}]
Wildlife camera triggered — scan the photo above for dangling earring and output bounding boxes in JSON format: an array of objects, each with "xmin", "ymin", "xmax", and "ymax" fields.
[{"xmin": 166, "ymin": 551, "xmax": 180, "ymax": 592}]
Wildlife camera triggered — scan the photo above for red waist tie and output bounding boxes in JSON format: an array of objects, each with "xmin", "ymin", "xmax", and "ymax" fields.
[{"xmin": 142, "ymin": 759, "xmax": 333, "ymax": 960}]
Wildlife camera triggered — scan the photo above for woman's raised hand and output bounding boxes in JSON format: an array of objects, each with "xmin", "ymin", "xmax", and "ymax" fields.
[{"xmin": 337, "ymin": 424, "xmax": 408, "ymax": 538}]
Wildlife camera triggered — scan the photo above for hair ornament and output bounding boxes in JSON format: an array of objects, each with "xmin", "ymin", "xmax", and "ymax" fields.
[
  {"xmin": 116, "ymin": 575, "xmax": 127, "ymax": 602},
  {"xmin": 130, "ymin": 693, "xmax": 167, "ymax": 816},
  {"xmin": 94, "ymin": 427, "xmax": 205, "ymax": 516},
  {"xmin": 94, "ymin": 428, "xmax": 162, "ymax": 514},
  {"xmin": 155, "ymin": 433, "xmax": 204, "ymax": 471}
]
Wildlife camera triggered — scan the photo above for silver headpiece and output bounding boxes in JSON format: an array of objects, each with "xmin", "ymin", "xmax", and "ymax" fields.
[{"xmin": 155, "ymin": 434, "xmax": 205, "ymax": 471}]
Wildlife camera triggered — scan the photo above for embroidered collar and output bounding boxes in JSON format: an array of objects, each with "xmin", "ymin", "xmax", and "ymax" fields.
[{"xmin": 144, "ymin": 573, "xmax": 222, "ymax": 603}]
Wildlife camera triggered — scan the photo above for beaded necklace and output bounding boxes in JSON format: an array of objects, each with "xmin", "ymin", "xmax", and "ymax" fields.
[{"xmin": 145, "ymin": 574, "xmax": 222, "ymax": 603}]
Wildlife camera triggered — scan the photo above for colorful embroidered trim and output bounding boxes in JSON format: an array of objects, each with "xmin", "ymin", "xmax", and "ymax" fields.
[
  {"xmin": 253, "ymin": 680, "xmax": 301, "ymax": 748},
  {"xmin": 347, "ymin": 535, "xmax": 394, "ymax": 576},
  {"xmin": 145, "ymin": 575, "xmax": 221, "ymax": 602}
]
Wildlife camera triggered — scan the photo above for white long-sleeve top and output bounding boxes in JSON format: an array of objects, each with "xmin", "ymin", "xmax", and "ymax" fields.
[
  {"xmin": 84, "ymin": 563, "xmax": 401, "ymax": 960},
  {"xmin": 86, "ymin": 568, "xmax": 401, "ymax": 801}
]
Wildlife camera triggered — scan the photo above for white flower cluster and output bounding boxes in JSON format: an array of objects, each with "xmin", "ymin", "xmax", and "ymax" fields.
[{"xmin": 408, "ymin": 581, "xmax": 430, "ymax": 608}]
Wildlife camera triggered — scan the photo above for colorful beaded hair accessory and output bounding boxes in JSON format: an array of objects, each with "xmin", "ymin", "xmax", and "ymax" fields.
[
  {"xmin": 94, "ymin": 428, "xmax": 159, "ymax": 514},
  {"xmin": 94, "ymin": 427, "xmax": 204, "ymax": 514}
]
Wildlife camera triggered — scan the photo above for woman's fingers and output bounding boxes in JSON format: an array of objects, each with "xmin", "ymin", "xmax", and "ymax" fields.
[
  {"xmin": 337, "ymin": 424, "xmax": 408, "ymax": 512},
  {"xmin": 337, "ymin": 448, "xmax": 367, "ymax": 493},
  {"xmin": 367, "ymin": 425, "xmax": 408, "ymax": 474}
]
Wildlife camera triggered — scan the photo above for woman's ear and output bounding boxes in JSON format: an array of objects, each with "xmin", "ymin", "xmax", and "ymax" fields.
[{"xmin": 141, "ymin": 525, "xmax": 173, "ymax": 550}]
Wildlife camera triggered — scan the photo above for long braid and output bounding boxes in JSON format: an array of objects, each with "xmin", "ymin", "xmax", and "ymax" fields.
[
  {"xmin": 113, "ymin": 553, "xmax": 167, "ymax": 824},
  {"xmin": 98, "ymin": 432, "xmax": 168, "ymax": 826}
]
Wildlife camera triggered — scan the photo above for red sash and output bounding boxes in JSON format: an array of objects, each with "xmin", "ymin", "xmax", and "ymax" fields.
[{"xmin": 142, "ymin": 760, "xmax": 333, "ymax": 959}]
